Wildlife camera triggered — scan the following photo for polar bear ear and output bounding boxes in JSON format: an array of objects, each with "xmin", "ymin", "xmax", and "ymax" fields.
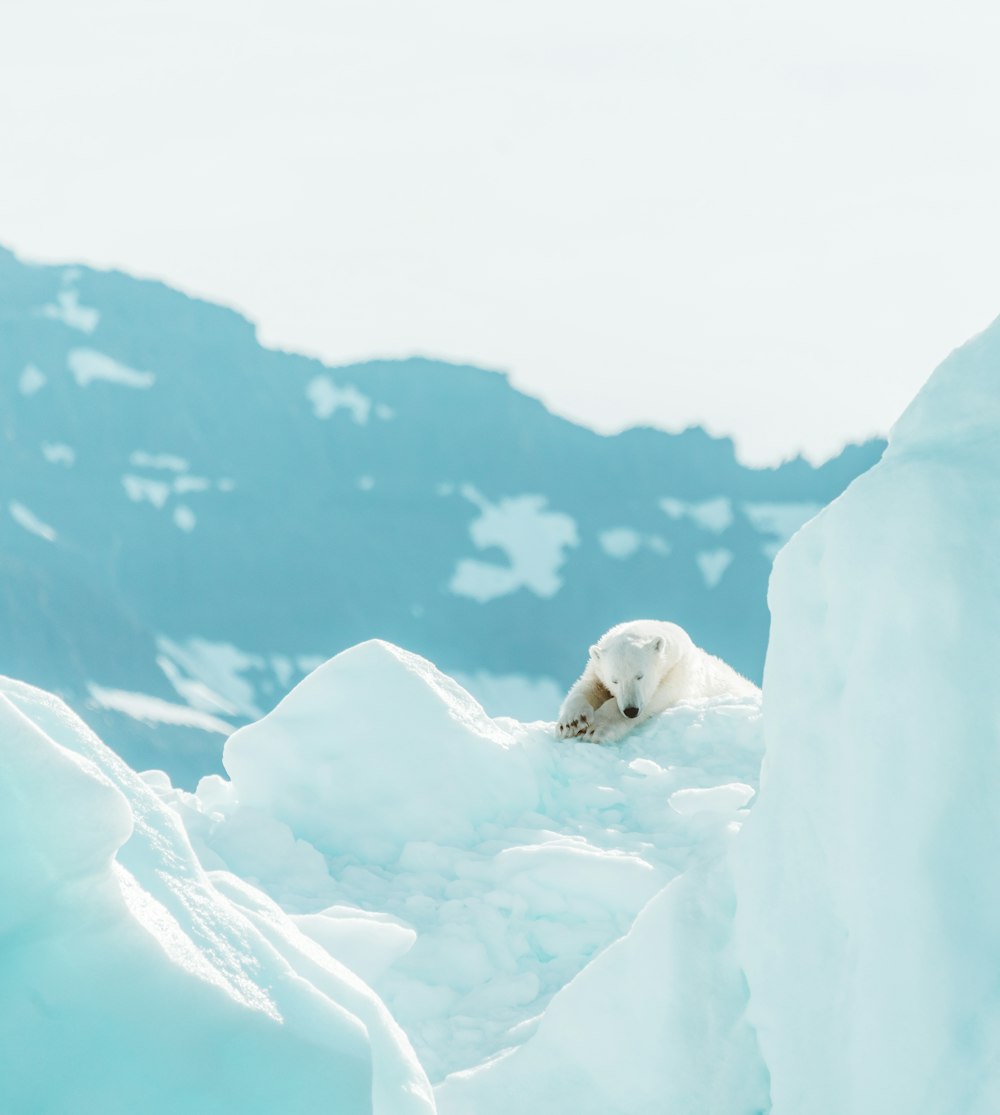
[
  {"xmin": 649, "ymin": 636, "xmax": 665, "ymax": 654},
  {"xmin": 589, "ymin": 644, "xmax": 601, "ymax": 661}
]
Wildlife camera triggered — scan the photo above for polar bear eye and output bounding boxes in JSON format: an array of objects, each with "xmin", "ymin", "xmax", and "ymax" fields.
[
  {"xmin": 636, "ymin": 674, "xmax": 643, "ymax": 680},
  {"xmin": 611, "ymin": 679, "xmax": 619, "ymax": 686}
]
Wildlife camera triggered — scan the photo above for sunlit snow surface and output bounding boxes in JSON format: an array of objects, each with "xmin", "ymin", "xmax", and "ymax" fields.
[
  {"xmin": 0, "ymin": 675, "xmax": 434, "ymax": 1115},
  {"xmin": 4, "ymin": 645, "xmax": 767, "ymax": 1112},
  {"xmin": 155, "ymin": 639, "xmax": 768, "ymax": 1101}
]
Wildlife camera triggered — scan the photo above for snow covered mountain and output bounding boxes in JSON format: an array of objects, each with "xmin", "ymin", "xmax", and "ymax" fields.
[{"xmin": 0, "ymin": 245, "xmax": 883, "ymax": 784}]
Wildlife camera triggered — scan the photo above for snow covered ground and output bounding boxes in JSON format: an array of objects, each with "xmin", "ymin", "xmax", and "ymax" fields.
[
  {"xmin": 165, "ymin": 641, "xmax": 766, "ymax": 1090},
  {"xmin": 2, "ymin": 642, "xmax": 766, "ymax": 1113},
  {"xmin": 0, "ymin": 675, "xmax": 433, "ymax": 1115}
]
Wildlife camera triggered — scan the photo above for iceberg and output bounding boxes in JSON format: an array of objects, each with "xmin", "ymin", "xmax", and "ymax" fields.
[{"xmin": 734, "ymin": 315, "xmax": 1000, "ymax": 1114}]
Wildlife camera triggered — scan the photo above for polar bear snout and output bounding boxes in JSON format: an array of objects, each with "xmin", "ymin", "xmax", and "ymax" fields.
[{"xmin": 623, "ymin": 706, "xmax": 639, "ymax": 719}]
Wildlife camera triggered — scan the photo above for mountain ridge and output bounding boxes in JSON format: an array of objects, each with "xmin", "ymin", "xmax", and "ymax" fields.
[{"xmin": 0, "ymin": 243, "xmax": 885, "ymax": 783}]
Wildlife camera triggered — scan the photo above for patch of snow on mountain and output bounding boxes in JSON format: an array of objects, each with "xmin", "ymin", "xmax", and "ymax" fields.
[
  {"xmin": 130, "ymin": 450, "xmax": 190, "ymax": 471},
  {"xmin": 41, "ymin": 442, "xmax": 75, "ymax": 466},
  {"xmin": 598, "ymin": 528, "xmax": 641, "ymax": 559},
  {"xmin": 307, "ymin": 376, "xmax": 372, "ymax": 423},
  {"xmin": 450, "ymin": 487, "xmax": 579, "ymax": 603},
  {"xmin": 599, "ymin": 528, "xmax": 672, "ymax": 560},
  {"xmin": 8, "ymin": 501, "xmax": 57, "ymax": 542},
  {"xmin": 173, "ymin": 505, "xmax": 196, "ymax": 532},
  {"xmin": 157, "ymin": 636, "xmax": 266, "ymax": 719},
  {"xmin": 87, "ymin": 684, "xmax": 232, "ymax": 733},
  {"xmin": 18, "ymin": 364, "xmax": 46, "ymax": 395},
  {"xmin": 40, "ymin": 288, "xmax": 99, "ymax": 333},
  {"xmin": 68, "ymin": 348, "xmax": 155, "ymax": 389},
  {"xmin": 122, "ymin": 474, "xmax": 171, "ymax": 509},
  {"xmin": 661, "ymin": 496, "xmax": 733, "ymax": 533},
  {"xmin": 173, "ymin": 475, "xmax": 211, "ymax": 494},
  {"xmin": 742, "ymin": 501, "xmax": 822, "ymax": 559},
  {"xmin": 696, "ymin": 548, "xmax": 733, "ymax": 587}
]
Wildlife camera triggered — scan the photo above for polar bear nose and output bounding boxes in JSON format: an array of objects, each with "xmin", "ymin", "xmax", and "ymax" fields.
[{"xmin": 623, "ymin": 706, "xmax": 639, "ymax": 719}]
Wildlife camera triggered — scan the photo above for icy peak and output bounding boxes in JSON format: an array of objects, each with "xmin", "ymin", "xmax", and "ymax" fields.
[{"xmin": 891, "ymin": 311, "xmax": 1000, "ymax": 453}]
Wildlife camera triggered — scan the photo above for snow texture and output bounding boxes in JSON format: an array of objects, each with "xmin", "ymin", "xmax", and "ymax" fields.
[
  {"xmin": 0, "ymin": 676, "xmax": 434, "ymax": 1115},
  {"xmin": 734, "ymin": 313, "xmax": 1000, "ymax": 1115},
  {"xmin": 155, "ymin": 639, "xmax": 767, "ymax": 1094}
]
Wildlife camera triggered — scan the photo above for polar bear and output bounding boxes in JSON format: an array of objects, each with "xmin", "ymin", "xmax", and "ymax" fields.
[{"xmin": 556, "ymin": 619, "xmax": 759, "ymax": 743}]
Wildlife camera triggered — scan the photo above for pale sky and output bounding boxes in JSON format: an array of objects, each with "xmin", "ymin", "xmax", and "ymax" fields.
[{"xmin": 2, "ymin": 0, "xmax": 999, "ymax": 464}]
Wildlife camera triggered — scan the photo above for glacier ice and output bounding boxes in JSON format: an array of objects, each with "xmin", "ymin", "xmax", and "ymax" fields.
[
  {"xmin": 734, "ymin": 313, "xmax": 1000, "ymax": 1114},
  {"xmin": 0, "ymin": 677, "xmax": 433, "ymax": 1115}
]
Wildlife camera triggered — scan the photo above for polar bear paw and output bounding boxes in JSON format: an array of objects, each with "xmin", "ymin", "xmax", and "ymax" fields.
[
  {"xmin": 581, "ymin": 703, "xmax": 630, "ymax": 744},
  {"xmin": 557, "ymin": 696, "xmax": 595, "ymax": 738}
]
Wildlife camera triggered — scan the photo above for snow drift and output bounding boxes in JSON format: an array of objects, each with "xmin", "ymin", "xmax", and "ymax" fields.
[
  {"xmin": 163, "ymin": 639, "xmax": 767, "ymax": 1093},
  {"xmin": 0, "ymin": 677, "xmax": 434, "ymax": 1115},
  {"xmin": 734, "ymin": 315, "xmax": 1000, "ymax": 1114}
]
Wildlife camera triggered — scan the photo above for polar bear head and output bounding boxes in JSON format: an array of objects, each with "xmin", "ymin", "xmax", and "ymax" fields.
[{"xmin": 589, "ymin": 631, "xmax": 670, "ymax": 720}]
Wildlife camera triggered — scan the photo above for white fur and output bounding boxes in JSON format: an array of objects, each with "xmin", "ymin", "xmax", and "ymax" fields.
[{"xmin": 556, "ymin": 619, "xmax": 759, "ymax": 743}]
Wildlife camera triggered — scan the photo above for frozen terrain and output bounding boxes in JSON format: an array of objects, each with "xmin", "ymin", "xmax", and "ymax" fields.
[
  {"xmin": 165, "ymin": 640, "xmax": 766, "ymax": 1091},
  {"xmin": 0, "ymin": 675, "xmax": 433, "ymax": 1115},
  {"xmin": 734, "ymin": 312, "xmax": 1000, "ymax": 1113},
  {"xmin": 1, "ymin": 642, "xmax": 766, "ymax": 1113},
  {"xmin": 4, "ymin": 307, "xmax": 997, "ymax": 1113}
]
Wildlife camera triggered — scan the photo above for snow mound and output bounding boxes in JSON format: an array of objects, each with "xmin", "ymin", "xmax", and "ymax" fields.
[
  {"xmin": 168, "ymin": 640, "xmax": 765, "ymax": 1087},
  {"xmin": 734, "ymin": 313, "xmax": 1000, "ymax": 1114},
  {"xmin": 0, "ymin": 677, "xmax": 433, "ymax": 1115},
  {"xmin": 222, "ymin": 640, "xmax": 540, "ymax": 861}
]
